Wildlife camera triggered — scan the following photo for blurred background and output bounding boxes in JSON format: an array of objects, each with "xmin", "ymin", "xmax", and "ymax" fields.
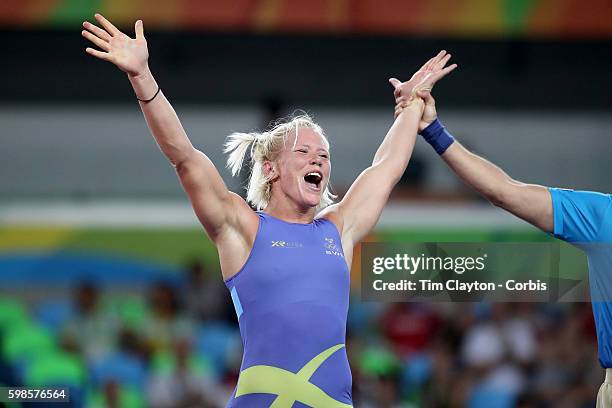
[{"xmin": 1, "ymin": 0, "xmax": 611, "ymax": 407}]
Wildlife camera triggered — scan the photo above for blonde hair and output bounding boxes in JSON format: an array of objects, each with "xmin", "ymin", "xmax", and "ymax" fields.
[{"xmin": 224, "ymin": 114, "xmax": 336, "ymax": 211}]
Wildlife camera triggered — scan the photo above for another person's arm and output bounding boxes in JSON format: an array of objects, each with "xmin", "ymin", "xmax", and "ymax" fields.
[
  {"xmin": 81, "ymin": 14, "xmax": 254, "ymax": 243},
  {"xmin": 323, "ymin": 51, "xmax": 457, "ymax": 247},
  {"xmin": 442, "ymin": 142, "xmax": 553, "ymax": 232},
  {"xmin": 395, "ymin": 91, "xmax": 553, "ymax": 232},
  {"xmin": 395, "ymin": 92, "xmax": 612, "ymax": 241}
]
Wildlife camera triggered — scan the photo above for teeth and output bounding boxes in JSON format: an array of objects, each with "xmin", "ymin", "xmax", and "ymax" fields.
[{"xmin": 305, "ymin": 172, "xmax": 322, "ymax": 181}]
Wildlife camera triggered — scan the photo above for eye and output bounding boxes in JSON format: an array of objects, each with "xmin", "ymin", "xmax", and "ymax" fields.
[
  {"xmin": 319, "ymin": 154, "xmax": 329, "ymax": 159},
  {"xmin": 296, "ymin": 149, "xmax": 307, "ymax": 154}
]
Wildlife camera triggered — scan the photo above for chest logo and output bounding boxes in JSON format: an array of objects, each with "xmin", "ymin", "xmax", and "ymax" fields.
[
  {"xmin": 271, "ymin": 240, "xmax": 303, "ymax": 248},
  {"xmin": 324, "ymin": 238, "xmax": 344, "ymax": 257}
]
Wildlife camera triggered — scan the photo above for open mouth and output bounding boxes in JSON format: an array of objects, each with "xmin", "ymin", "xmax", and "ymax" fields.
[{"xmin": 303, "ymin": 171, "xmax": 323, "ymax": 190}]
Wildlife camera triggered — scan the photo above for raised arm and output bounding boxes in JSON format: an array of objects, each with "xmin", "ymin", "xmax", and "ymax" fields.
[
  {"xmin": 81, "ymin": 14, "xmax": 254, "ymax": 243},
  {"xmin": 395, "ymin": 91, "xmax": 553, "ymax": 233},
  {"xmin": 441, "ymin": 142, "xmax": 553, "ymax": 232},
  {"xmin": 326, "ymin": 51, "xmax": 457, "ymax": 247}
]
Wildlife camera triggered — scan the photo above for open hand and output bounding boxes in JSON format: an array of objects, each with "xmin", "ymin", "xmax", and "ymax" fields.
[
  {"xmin": 82, "ymin": 14, "xmax": 149, "ymax": 77},
  {"xmin": 389, "ymin": 50, "xmax": 456, "ymax": 130},
  {"xmin": 388, "ymin": 50, "xmax": 456, "ymax": 102}
]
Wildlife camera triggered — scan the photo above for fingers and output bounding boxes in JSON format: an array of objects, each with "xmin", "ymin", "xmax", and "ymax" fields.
[
  {"xmin": 135, "ymin": 20, "xmax": 144, "ymax": 39},
  {"xmin": 424, "ymin": 92, "xmax": 435, "ymax": 106},
  {"xmin": 94, "ymin": 13, "xmax": 121, "ymax": 36},
  {"xmin": 388, "ymin": 77, "xmax": 401, "ymax": 89},
  {"xmin": 85, "ymin": 47, "xmax": 112, "ymax": 62},
  {"xmin": 417, "ymin": 90, "xmax": 436, "ymax": 107},
  {"xmin": 430, "ymin": 63, "xmax": 458, "ymax": 83},
  {"xmin": 436, "ymin": 53, "xmax": 452, "ymax": 70},
  {"xmin": 418, "ymin": 56, "xmax": 436, "ymax": 72},
  {"xmin": 394, "ymin": 99, "xmax": 411, "ymax": 118},
  {"xmin": 389, "ymin": 78, "xmax": 404, "ymax": 99},
  {"xmin": 81, "ymin": 29, "xmax": 110, "ymax": 52},
  {"xmin": 394, "ymin": 103, "xmax": 405, "ymax": 118},
  {"xmin": 425, "ymin": 50, "xmax": 446, "ymax": 71},
  {"xmin": 416, "ymin": 89, "xmax": 430, "ymax": 99},
  {"xmin": 394, "ymin": 106, "xmax": 402, "ymax": 119},
  {"xmin": 83, "ymin": 21, "xmax": 111, "ymax": 42},
  {"xmin": 443, "ymin": 63, "xmax": 458, "ymax": 75}
]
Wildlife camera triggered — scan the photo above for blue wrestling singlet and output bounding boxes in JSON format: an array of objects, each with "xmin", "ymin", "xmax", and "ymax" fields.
[{"xmin": 224, "ymin": 212, "xmax": 353, "ymax": 407}]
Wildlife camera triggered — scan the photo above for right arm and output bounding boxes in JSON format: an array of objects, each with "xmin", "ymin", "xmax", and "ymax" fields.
[
  {"xmin": 440, "ymin": 141, "xmax": 553, "ymax": 233},
  {"xmin": 81, "ymin": 14, "xmax": 256, "ymax": 244},
  {"xmin": 395, "ymin": 92, "xmax": 553, "ymax": 233},
  {"xmin": 128, "ymin": 68, "xmax": 246, "ymax": 240}
]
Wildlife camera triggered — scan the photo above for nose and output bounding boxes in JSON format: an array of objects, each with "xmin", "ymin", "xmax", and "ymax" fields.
[{"xmin": 310, "ymin": 154, "xmax": 323, "ymax": 166}]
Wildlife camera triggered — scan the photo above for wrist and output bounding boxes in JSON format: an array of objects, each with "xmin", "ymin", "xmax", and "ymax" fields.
[
  {"xmin": 421, "ymin": 118, "xmax": 444, "ymax": 136},
  {"xmin": 128, "ymin": 65, "xmax": 152, "ymax": 82},
  {"xmin": 418, "ymin": 117, "xmax": 435, "ymax": 133},
  {"xmin": 400, "ymin": 97, "xmax": 424, "ymax": 112},
  {"xmin": 396, "ymin": 99, "xmax": 424, "ymax": 121},
  {"xmin": 128, "ymin": 66, "xmax": 160, "ymax": 102},
  {"xmin": 420, "ymin": 118, "xmax": 455, "ymax": 155}
]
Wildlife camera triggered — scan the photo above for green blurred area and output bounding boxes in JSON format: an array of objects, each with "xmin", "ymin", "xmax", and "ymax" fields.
[
  {"xmin": 64, "ymin": 228, "xmax": 218, "ymax": 266},
  {"xmin": 2, "ymin": 225, "xmax": 566, "ymax": 273},
  {"xmin": 376, "ymin": 227, "xmax": 551, "ymax": 243}
]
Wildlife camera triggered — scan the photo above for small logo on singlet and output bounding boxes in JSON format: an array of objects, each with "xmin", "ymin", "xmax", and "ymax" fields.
[
  {"xmin": 324, "ymin": 238, "xmax": 343, "ymax": 257},
  {"xmin": 271, "ymin": 240, "xmax": 303, "ymax": 248}
]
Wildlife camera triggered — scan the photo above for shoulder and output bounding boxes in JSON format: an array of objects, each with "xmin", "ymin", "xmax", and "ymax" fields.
[
  {"xmin": 317, "ymin": 203, "xmax": 345, "ymax": 236},
  {"xmin": 549, "ymin": 188, "xmax": 612, "ymax": 211},
  {"xmin": 548, "ymin": 188, "xmax": 612, "ymax": 242}
]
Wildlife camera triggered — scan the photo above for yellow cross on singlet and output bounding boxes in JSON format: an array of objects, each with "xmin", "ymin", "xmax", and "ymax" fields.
[{"xmin": 235, "ymin": 344, "xmax": 353, "ymax": 408}]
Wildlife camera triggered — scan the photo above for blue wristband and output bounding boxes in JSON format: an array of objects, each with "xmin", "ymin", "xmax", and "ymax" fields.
[{"xmin": 420, "ymin": 118, "xmax": 455, "ymax": 155}]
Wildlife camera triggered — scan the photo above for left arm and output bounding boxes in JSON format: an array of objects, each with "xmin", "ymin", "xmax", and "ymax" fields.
[
  {"xmin": 334, "ymin": 100, "xmax": 424, "ymax": 246},
  {"xmin": 323, "ymin": 51, "xmax": 457, "ymax": 247}
]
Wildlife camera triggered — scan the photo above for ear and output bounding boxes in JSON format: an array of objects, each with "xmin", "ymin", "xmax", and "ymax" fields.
[{"xmin": 262, "ymin": 160, "xmax": 278, "ymax": 182}]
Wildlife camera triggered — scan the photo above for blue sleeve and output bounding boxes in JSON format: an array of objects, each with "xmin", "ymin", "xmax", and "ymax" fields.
[{"xmin": 549, "ymin": 188, "xmax": 611, "ymax": 243}]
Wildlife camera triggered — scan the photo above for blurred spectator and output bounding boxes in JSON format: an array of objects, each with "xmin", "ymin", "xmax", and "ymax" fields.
[
  {"xmin": 461, "ymin": 304, "xmax": 531, "ymax": 406},
  {"xmin": 88, "ymin": 379, "xmax": 143, "ymax": 408},
  {"xmin": 60, "ymin": 282, "xmax": 119, "ymax": 363},
  {"xmin": 147, "ymin": 338, "xmax": 226, "ymax": 408},
  {"xmin": 5, "ymin": 283, "xmax": 606, "ymax": 407},
  {"xmin": 501, "ymin": 304, "xmax": 537, "ymax": 366},
  {"xmin": 357, "ymin": 345, "xmax": 411, "ymax": 408},
  {"xmin": 184, "ymin": 260, "xmax": 232, "ymax": 323},
  {"xmin": 142, "ymin": 282, "xmax": 194, "ymax": 353},
  {"xmin": 380, "ymin": 303, "xmax": 440, "ymax": 358}
]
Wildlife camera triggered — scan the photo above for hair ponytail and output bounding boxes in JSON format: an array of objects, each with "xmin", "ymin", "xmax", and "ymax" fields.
[{"xmin": 224, "ymin": 132, "xmax": 258, "ymax": 177}]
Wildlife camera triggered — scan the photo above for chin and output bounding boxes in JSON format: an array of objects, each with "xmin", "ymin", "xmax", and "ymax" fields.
[
  {"xmin": 303, "ymin": 199, "xmax": 320, "ymax": 209},
  {"xmin": 309, "ymin": 201, "xmax": 321, "ymax": 209},
  {"xmin": 298, "ymin": 194, "xmax": 321, "ymax": 210},
  {"xmin": 296, "ymin": 188, "xmax": 322, "ymax": 209}
]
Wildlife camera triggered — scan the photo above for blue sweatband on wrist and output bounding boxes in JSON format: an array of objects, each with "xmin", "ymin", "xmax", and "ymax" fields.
[{"xmin": 420, "ymin": 118, "xmax": 455, "ymax": 155}]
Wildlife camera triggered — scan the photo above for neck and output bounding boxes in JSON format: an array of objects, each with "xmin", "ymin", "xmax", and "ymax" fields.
[{"xmin": 264, "ymin": 199, "xmax": 316, "ymax": 224}]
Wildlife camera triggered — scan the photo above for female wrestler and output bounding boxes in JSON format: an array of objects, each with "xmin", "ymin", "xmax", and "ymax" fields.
[{"xmin": 81, "ymin": 14, "xmax": 456, "ymax": 407}]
